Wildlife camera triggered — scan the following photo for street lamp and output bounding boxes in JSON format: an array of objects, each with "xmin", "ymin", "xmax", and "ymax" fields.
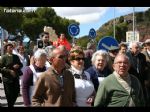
[{"xmin": 113, "ymin": 7, "xmax": 116, "ymax": 39}]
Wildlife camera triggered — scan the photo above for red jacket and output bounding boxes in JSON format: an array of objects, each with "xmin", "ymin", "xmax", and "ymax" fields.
[{"xmin": 53, "ymin": 38, "xmax": 71, "ymax": 51}]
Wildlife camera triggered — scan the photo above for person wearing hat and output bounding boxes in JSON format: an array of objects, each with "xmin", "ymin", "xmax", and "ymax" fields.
[
  {"xmin": 141, "ymin": 39, "xmax": 150, "ymax": 106},
  {"xmin": 84, "ymin": 42, "xmax": 96, "ymax": 70},
  {"xmin": 0, "ymin": 43, "xmax": 23, "ymax": 107},
  {"xmin": 107, "ymin": 46, "xmax": 119, "ymax": 72}
]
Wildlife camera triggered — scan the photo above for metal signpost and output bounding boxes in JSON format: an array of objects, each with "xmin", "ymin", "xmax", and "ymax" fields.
[{"xmin": 68, "ymin": 24, "xmax": 80, "ymax": 45}]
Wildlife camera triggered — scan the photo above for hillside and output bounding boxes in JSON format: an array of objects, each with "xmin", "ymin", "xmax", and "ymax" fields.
[
  {"xmin": 96, "ymin": 8, "xmax": 150, "ymax": 43},
  {"xmin": 77, "ymin": 8, "xmax": 150, "ymax": 48}
]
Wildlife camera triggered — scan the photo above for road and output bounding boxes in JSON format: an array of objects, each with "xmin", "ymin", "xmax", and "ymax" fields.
[{"xmin": 0, "ymin": 74, "xmax": 24, "ymax": 107}]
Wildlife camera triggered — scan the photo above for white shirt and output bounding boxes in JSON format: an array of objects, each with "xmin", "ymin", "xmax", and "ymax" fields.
[
  {"xmin": 69, "ymin": 66, "xmax": 94, "ymax": 107},
  {"xmin": 29, "ymin": 65, "xmax": 47, "ymax": 103}
]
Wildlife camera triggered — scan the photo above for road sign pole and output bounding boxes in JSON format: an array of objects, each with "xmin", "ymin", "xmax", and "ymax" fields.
[{"xmin": 72, "ymin": 36, "xmax": 75, "ymax": 44}]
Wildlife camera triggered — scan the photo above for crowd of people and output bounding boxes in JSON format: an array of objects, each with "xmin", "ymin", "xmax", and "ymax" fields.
[{"xmin": 0, "ymin": 31, "xmax": 150, "ymax": 107}]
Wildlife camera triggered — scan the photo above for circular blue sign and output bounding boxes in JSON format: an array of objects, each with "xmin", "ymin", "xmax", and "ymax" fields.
[
  {"xmin": 89, "ymin": 28, "xmax": 96, "ymax": 39},
  {"xmin": 97, "ymin": 36, "xmax": 119, "ymax": 52},
  {"xmin": 68, "ymin": 24, "xmax": 80, "ymax": 37}
]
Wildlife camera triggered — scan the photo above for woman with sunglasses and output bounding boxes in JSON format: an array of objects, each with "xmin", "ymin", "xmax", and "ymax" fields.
[{"xmin": 68, "ymin": 48, "xmax": 95, "ymax": 107}]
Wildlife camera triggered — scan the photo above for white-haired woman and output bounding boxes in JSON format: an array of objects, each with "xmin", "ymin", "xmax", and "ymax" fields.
[
  {"xmin": 22, "ymin": 49, "xmax": 48, "ymax": 106},
  {"xmin": 86, "ymin": 50, "xmax": 112, "ymax": 92}
]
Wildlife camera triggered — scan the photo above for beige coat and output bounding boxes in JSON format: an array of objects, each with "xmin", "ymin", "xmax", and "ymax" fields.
[{"xmin": 32, "ymin": 67, "xmax": 76, "ymax": 107}]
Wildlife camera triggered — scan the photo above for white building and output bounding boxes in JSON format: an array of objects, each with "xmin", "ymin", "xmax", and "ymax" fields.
[{"xmin": 126, "ymin": 31, "xmax": 139, "ymax": 42}]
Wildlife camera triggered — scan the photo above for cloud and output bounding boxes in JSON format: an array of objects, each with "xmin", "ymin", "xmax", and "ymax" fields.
[
  {"xmin": 52, "ymin": 7, "xmax": 109, "ymax": 24},
  {"xmin": 115, "ymin": 7, "xmax": 150, "ymax": 15}
]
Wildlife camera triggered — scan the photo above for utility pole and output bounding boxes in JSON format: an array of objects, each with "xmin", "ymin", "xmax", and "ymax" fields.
[
  {"xmin": 113, "ymin": 7, "xmax": 116, "ymax": 39},
  {"xmin": 133, "ymin": 7, "xmax": 135, "ymax": 42}
]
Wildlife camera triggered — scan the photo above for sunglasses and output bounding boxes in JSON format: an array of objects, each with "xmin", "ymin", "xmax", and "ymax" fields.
[
  {"xmin": 70, "ymin": 49, "xmax": 82, "ymax": 53},
  {"xmin": 45, "ymin": 36, "xmax": 49, "ymax": 38},
  {"xmin": 57, "ymin": 55, "xmax": 66, "ymax": 59},
  {"xmin": 110, "ymin": 50, "xmax": 118, "ymax": 53}
]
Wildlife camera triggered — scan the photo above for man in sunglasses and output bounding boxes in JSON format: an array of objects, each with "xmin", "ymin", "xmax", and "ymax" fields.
[{"xmin": 32, "ymin": 48, "xmax": 76, "ymax": 107}]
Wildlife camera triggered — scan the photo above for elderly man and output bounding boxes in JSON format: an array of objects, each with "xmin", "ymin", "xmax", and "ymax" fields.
[
  {"xmin": 32, "ymin": 48, "xmax": 76, "ymax": 107},
  {"xmin": 126, "ymin": 42, "xmax": 147, "ymax": 103},
  {"xmin": 94, "ymin": 54, "xmax": 145, "ymax": 107}
]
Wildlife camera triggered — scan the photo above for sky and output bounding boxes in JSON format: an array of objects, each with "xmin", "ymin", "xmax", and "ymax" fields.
[{"xmin": 26, "ymin": 7, "xmax": 150, "ymax": 38}]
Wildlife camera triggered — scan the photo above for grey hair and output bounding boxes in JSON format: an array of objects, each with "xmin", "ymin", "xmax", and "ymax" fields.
[
  {"xmin": 129, "ymin": 42, "xmax": 140, "ymax": 49},
  {"xmin": 48, "ymin": 47, "xmax": 60, "ymax": 59},
  {"xmin": 45, "ymin": 45, "xmax": 56, "ymax": 58},
  {"xmin": 34, "ymin": 49, "xmax": 47, "ymax": 59},
  {"xmin": 58, "ymin": 45, "xmax": 66, "ymax": 51},
  {"xmin": 91, "ymin": 50, "xmax": 109, "ymax": 64},
  {"xmin": 113, "ymin": 54, "xmax": 130, "ymax": 64}
]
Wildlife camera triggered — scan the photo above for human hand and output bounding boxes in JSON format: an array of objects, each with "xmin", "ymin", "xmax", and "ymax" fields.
[
  {"xmin": 86, "ymin": 96, "xmax": 94, "ymax": 104},
  {"xmin": 13, "ymin": 64, "xmax": 20, "ymax": 69},
  {"xmin": 10, "ymin": 70, "xmax": 16, "ymax": 77}
]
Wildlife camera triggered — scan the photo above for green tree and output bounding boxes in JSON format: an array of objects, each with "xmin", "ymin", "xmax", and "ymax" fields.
[
  {"xmin": 119, "ymin": 16, "xmax": 124, "ymax": 23},
  {"xmin": 0, "ymin": 7, "xmax": 24, "ymax": 33},
  {"xmin": 144, "ymin": 8, "xmax": 150, "ymax": 21},
  {"xmin": 115, "ymin": 23, "xmax": 128, "ymax": 42},
  {"xmin": 22, "ymin": 17, "xmax": 47, "ymax": 41},
  {"xmin": 136, "ymin": 12, "xmax": 144, "ymax": 23}
]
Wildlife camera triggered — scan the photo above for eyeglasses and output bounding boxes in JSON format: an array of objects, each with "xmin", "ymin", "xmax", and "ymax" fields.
[
  {"xmin": 74, "ymin": 57, "xmax": 85, "ymax": 61},
  {"xmin": 114, "ymin": 61, "xmax": 128, "ymax": 65}
]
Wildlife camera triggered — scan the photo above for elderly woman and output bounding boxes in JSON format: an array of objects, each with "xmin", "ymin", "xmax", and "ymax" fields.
[
  {"xmin": 68, "ymin": 47, "xmax": 95, "ymax": 107},
  {"xmin": 22, "ymin": 49, "xmax": 48, "ymax": 106},
  {"xmin": 86, "ymin": 50, "xmax": 112, "ymax": 92}
]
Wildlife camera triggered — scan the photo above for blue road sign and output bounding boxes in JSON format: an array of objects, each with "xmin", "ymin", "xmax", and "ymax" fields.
[
  {"xmin": 89, "ymin": 28, "xmax": 96, "ymax": 39},
  {"xmin": 68, "ymin": 24, "xmax": 80, "ymax": 37},
  {"xmin": 97, "ymin": 36, "xmax": 119, "ymax": 52}
]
